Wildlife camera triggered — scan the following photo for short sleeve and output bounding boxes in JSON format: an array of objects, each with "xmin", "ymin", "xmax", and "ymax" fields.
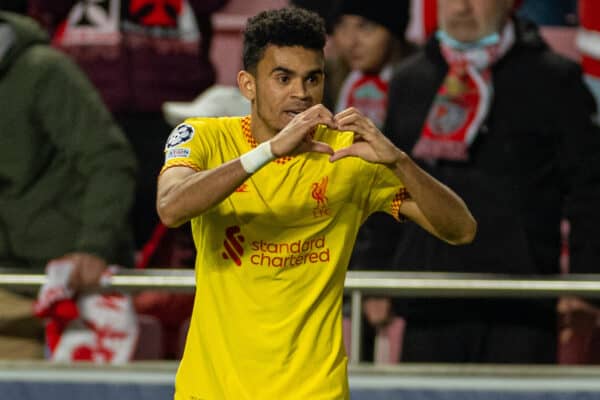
[
  {"xmin": 364, "ymin": 163, "xmax": 410, "ymax": 221},
  {"xmin": 160, "ymin": 119, "xmax": 210, "ymax": 174}
]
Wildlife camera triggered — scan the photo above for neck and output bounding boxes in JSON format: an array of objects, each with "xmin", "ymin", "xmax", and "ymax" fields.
[{"xmin": 249, "ymin": 111, "xmax": 278, "ymax": 144}]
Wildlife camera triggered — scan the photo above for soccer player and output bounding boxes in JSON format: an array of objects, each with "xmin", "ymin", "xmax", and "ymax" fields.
[{"xmin": 156, "ymin": 7, "xmax": 476, "ymax": 400}]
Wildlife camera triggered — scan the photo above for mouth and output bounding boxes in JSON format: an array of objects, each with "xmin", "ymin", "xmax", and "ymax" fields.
[
  {"xmin": 349, "ymin": 52, "xmax": 363, "ymax": 62},
  {"xmin": 284, "ymin": 109, "xmax": 305, "ymax": 118}
]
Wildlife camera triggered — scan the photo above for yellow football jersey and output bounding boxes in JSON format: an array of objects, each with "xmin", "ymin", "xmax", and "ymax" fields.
[{"xmin": 162, "ymin": 116, "xmax": 407, "ymax": 400}]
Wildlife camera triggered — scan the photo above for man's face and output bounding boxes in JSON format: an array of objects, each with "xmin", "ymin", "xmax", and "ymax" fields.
[
  {"xmin": 438, "ymin": 0, "xmax": 514, "ymax": 43},
  {"xmin": 333, "ymin": 15, "xmax": 393, "ymax": 74},
  {"xmin": 248, "ymin": 45, "xmax": 325, "ymax": 135}
]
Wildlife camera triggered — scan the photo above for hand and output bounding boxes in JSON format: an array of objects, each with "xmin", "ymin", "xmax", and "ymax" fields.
[
  {"xmin": 330, "ymin": 107, "xmax": 404, "ymax": 165},
  {"xmin": 558, "ymin": 296, "xmax": 600, "ymax": 339},
  {"xmin": 363, "ymin": 297, "xmax": 393, "ymax": 327},
  {"xmin": 269, "ymin": 104, "xmax": 335, "ymax": 157},
  {"xmin": 53, "ymin": 252, "xmax": 108, "ymax": 292}
]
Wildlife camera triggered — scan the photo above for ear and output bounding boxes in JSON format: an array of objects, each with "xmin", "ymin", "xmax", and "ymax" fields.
[{"xmin": 237, "ymin": 70, "xmax": 256, "ymax": 102}]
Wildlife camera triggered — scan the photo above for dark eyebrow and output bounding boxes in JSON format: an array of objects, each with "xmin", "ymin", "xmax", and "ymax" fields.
[
  {"xmin": 270, "ymin": 67, "xmax": 324, "ymax": 77},
  {"xmin": 306, "ymin": 69, "xmax": 325, "ymax": 77},
  {"xmin": 270, "ymin": 66, "xmax": 294, "ymax": 75}
]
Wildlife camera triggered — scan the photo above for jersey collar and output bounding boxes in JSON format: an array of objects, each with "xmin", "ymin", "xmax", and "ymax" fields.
[{"xmin": 241, "ymin": 115, "xmax": 294, "ymax": 165}]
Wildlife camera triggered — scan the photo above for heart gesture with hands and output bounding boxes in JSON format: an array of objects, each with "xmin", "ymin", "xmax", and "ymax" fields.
[
  {"xmin": 269, "ymin": 105, "xmax": 404, "ymax": 167},
  {"xmin": 330, "ymin": 107, "xmax": 404, "ymax": 166},
  {"xmin": 269, "ymin": 104, "xmax": 336, "ymax": 158}
]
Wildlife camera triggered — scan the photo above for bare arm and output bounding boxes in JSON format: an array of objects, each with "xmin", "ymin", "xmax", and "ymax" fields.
[
  {"xmin": 157, "ymin": 104, "xmax": 335, "ymax": 227},
  {"xmin": 389, "ymin": 154, "xmax": 476, "ymax": 245},
  {"xmin": 157, "ymin": 161, "xmax": 250, "ymax": 227},
  {"xmin": 330, "ymin": 108, "xmax": 477, "ymax": 245}
]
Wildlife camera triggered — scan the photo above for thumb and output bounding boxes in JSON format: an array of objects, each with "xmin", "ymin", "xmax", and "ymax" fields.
[
  {"xmin": 305, "ymin": 140, "xmax": 334, "ymax": 155},
  {"xmin": 329, "ymin": 146, "xmax": 357, "ymax": 162}
]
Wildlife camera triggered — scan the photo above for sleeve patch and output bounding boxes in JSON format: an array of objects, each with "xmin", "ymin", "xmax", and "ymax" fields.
[
  {"xmin": 165, "ymin": 123, "xmax": 194, "ymax": 149},
  {"xmin": 165, "ymin": 148, "xmax": 191, "ymax": 161}
]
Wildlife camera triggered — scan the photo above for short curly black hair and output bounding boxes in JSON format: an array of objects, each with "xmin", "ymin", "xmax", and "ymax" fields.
[{"xmin": 242, "ymin": 7, "xmax": 327, "ymax": 72}]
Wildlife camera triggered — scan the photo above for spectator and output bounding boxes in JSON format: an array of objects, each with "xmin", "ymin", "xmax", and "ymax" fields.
[
  {"xmin": 0, "ymin": 10, "xmax": 136, "ymax": 356},
  {"xmin": 322, "ymin": 0, "xmax": 416, "ymax": 362},
  {"xmin": 329, "ymin": 0, "xmax": 413, "ymax": 128},
  {"xmin": 27, "ymin": 0, "xmax": 228, "ymax": 249},
  {"xmin": 557, "ymin": 0, "xmax": 600, "ymax": 364},
  {"xmin": 373, "ymin": 0, "xmax": 600, "ymax": 364}
]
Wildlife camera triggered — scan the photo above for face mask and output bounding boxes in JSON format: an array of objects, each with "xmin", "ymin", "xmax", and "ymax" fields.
[{"xmin": 436, "ymin": 30, "xmax": 500, "ymax": 51}]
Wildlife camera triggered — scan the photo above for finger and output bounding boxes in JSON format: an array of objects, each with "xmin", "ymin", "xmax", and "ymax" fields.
[
  {"xmin": 336, "ymin": 124, "xmax": 367, "ymax": 142},
  {"xmin": 334, "ymin": 107, "xmax": 362, "ymax": 121},
  {"xmin": 334, "ymin": 112, "xmax": 361, "ymax": 128},
  {"xmin": 305, "ymin": 140, "xmax": 334, "ymax": 155},
  {"xmin": 305, "ymin": 104, "xmax": 334, "ymax": 122},
  {"xmin": 77, "ymin": 258, "xmax": 106, "ymax": 288},
  {"xmin": 315, "ymin": 115, "xmax": 337, "ymax": 130},
  {"xmin": 296, "ymin": 110, "xmax": 335, "ymax": 131},
  {"xmin": 329, "ymin": 146, "xmax": 357, "ymax": 162},
  {"xmin": 315, "ymin": 104, "xmax": 334, "ymax": 119},
  {"xmin": 336, "ymin": 117, "xmax": 370, "ymax": 134},
  {"xmin": 307, "ymin": 103, "xmax": 332, "ymax": 114},
  {"xmin": 67, "ymin": 262, "xmax": 83, "ymax": 291},
  {"xmin": 76, "ymin": 263, "xmax": 94, "ymax": 287},
  {"xmin": 89, "ymin": 263, "xmax": 106, "ymax": 285}
]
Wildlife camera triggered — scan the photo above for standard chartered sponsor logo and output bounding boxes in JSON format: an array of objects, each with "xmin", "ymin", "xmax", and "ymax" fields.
[
  {"xmin": 221, "ymin": 226, "xmax": 245, "ymax": 266},
  {"xmin": 249, "ymin": 236, "xmax": 330, "ymax": 268}
]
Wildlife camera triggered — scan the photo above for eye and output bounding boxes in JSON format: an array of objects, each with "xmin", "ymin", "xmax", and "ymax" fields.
[
  {"xmin": 359, "ymin": 20, "xmax": 377, "ymax": 32},
  {"xmin": 334, "ymin": 20, "xmax": 350, "ymax": 35},
  {"xmin": 277, "ymin": 75, "xmax": 290, "ymax": 84},
  {"xmin": 306, "ymin": 74, "xmax": 322, "ymax": 86}
]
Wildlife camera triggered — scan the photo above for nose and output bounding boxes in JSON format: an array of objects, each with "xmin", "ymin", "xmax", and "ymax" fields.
[
  {"xmin": 446, "ymin": 0, "xmax": 473, "ymax": 14},
  {"xmin": 290, "ymin": 78, "xmax": 310, "ymax": 100},
  {"xmin": 347, "ymin": 29, "xmax": 359, "ymax": 49}
]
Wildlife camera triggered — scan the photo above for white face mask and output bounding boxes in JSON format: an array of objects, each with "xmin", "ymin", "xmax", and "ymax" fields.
[{"xmin": 0, "ymin": 23, "xmax": 15, "ymax": 61}]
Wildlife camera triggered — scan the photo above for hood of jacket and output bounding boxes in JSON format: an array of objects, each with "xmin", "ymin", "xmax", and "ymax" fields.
[{"xmin": 0, "ymin": 11, "xmax": 48, "ymax": 76}]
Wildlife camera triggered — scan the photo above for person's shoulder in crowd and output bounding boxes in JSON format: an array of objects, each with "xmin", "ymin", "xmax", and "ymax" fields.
[
  {"xmin": 511, "ymin": 18, "xmax": 584, "ymax": 76},
  {"xmin": 390, "ymin": 48, "xmax": 436, "ymax": 80},
  {"xmin": 391, "ymin": 17, "xmax": 588, "ymax": 85},
  {"xmin": 503, "ymin": 18, "xmax": 595, "ymax": 111},
  {"xmin": 1, "ymin": 10, "xmax": 83, "ymax": 80}
]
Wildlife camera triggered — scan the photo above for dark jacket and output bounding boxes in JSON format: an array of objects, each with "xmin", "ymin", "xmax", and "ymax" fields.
[
  {"xmin": 365, "ymin": 19, "xmax": 600, "ymax": 320},
  {"xmin": 0, "ymin": 12, "xmax": 137, "ymax": 268}
]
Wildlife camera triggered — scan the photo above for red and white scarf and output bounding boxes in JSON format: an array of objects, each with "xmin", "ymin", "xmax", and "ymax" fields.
[
  {"xmin": 413, "ymin": 22, "xmax": 515, "ymax": 162},
  {"xmin": 578, "ymin": 0, "xmax": 600, "ymax": 125},
  {"xmin": 34, "ymin": 260, "xmax": 138, "ymax": 364},
  {"xmin": 336, "ymin": 65, "xmax": 394, "ymax": 129}
]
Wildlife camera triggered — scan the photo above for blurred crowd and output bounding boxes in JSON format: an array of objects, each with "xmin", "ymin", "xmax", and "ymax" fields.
[{"xmin": 1, "ymin": 0, "xmax": 600, "ymax": 364}]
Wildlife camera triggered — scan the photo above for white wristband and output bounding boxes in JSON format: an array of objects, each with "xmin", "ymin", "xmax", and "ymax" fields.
[{"xmin": 240, "ymin": 141, "xmax": 275, "ymax": 173}]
